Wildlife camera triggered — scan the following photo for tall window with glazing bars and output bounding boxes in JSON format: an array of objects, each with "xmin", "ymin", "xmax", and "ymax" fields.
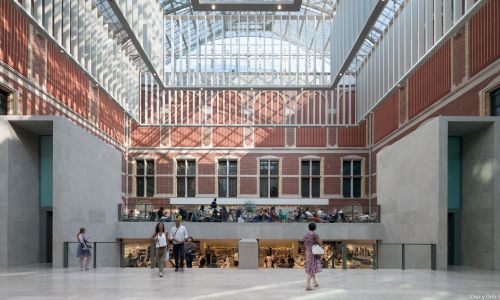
[
  {"xmin": 342, "ymin": 160, "xmax": 361, "ymax": 198},
  {"xmin": 259, "ymin": 159, "xmax": 279, "ymax": 198},
  {"xmin": 177, "ymin": 160, "xmax": 196, "ymax": 197},
  {"xmin": 136, "ymin": 159, "xmax": 155, "ymax": 197},
  {"xmin": 218, "ymin": 160, "xmax": 237, "ymax": 197},
  {"xmin": 301, "ymin": 160, "xmax": 320, "ymax": 198}
]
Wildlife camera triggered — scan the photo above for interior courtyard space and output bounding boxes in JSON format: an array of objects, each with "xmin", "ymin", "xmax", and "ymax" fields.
[
  {"xmin": 1, "ymin": 0, "xmax": 499, "ymax": 299},
  {"xmin": 0, "ymin": 267, "xmax": 499, "ymax": 300}
]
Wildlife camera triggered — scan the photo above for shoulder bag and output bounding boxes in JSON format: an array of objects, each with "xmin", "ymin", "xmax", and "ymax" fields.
[{"xmin": 311, "ymin": 234, "xmax": 324, "ymax": 257}]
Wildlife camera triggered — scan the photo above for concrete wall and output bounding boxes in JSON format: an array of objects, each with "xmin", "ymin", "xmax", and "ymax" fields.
[
  {"xmin": 118, "ymin": 222, "xmax": 383, "ymax": 241},
  {"xmin": 377, "ymin": 118, "xmax": 447, "ymax": 270},
  {"xmin": 461, "ymin": 122, "xmax": 498, "ymax": 270},
  {"xmin": 0, "ymin": 119, "xmax": 40, "ymax": 267},
  {"xmin": 52, "ymin": 117, "xmax": 122, "ymax": 267},
  {"xmin": 496, "ymin": 121, "xmax": 500, "ymax": 272}
]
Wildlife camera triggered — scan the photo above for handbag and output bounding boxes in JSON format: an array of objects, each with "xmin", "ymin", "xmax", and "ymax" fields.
[
  {"xmin": 312, "ymin": 244, "xmax": 324, "ymax": 257},
  {"xmin": 81, "ymin": 241, "xmax": 92, "ymax": 251}
]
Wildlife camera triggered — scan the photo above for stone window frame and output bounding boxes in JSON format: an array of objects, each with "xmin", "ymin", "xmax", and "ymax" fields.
[
  {"xmin": 257, "ymin": 156, "xmax": 281, "ymax": 198},
  {"xmin": 299, "ymin": 156, "xmax": 323, "ymax": 198},
  {"xmin": 341, "ymin": 155, "xmax": 365, "ymax": 199},
  {"xmin": 215, "ymin": 156, "xmax": 239, "ymax": 198},
  {"xmin": 133, "ymin": 156, "xmax": 157, "ymax": 198},
  {"xmin": 0, "ymin": 83, "xmax": 18, "ymax": 115},
  {"xmin": 174, "ymin": 156, "xmax": 198, "ymax": 197},
  {"xmin": 479, "ymin": 76, "xmax": 500, "ymax": 116}
]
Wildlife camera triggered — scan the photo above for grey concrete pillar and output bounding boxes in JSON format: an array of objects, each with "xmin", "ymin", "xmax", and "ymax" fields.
[{"xmin": 238, "ymin": 239, "xmax": 258, "ymax": 269}]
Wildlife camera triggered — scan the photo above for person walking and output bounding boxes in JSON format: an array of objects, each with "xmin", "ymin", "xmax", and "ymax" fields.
[
  {"xmin": 170, "ymin": 217, "xmax": 188, "ymax": 272},
  {"xmin": 76, "ymin": 227, "xmax": 92, "ymax": 271},
  {"xmin": 205, "ymin": 246, "xmax": 213, "ymax": 267},
  {"xmin": 304, "ymin": 222, "xmax": 322, "ymax": 291},
  {"xmin": 184, "ymin": 236, "xmax": 196, "ymax": 268},
  {"xmin": 151, "ymin": 222, "xmax": 168, "ymax": 277}
]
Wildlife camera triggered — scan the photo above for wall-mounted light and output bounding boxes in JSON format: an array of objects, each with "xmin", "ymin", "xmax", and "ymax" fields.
[
  {"xmin": 277, "ymin": 5, "xmax": 282, "ymax": 10},
  {"xmin": 211, "ymin": 4, "xmax": 216, "ymax": 10}
]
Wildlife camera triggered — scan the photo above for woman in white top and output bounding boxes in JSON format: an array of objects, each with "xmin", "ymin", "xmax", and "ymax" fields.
[{"xmin": 151, "ymin": 222, "xmax": 168, "ymax": 277}]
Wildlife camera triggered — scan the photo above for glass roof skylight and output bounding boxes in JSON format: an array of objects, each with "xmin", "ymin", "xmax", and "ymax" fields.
[{"xmin": 347, "ymin": 0, "xmax": 404, "ymax": 74}]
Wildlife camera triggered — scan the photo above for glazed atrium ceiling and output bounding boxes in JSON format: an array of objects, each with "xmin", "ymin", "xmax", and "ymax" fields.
[{"xmin": 10, "ymin": 0, "xmax": 489, "ymax": 126}]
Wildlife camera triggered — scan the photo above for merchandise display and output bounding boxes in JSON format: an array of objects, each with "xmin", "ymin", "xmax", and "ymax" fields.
[
  {"xmin": 122, "ymin": 240, "xmax": 373, "ymax": 269},
  {"xmin": 123, "ymin": 241, "xmax": 152, "ymax": 268}
]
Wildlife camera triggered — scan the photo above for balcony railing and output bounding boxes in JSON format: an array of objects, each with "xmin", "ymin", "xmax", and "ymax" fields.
[{"xmin": 118, "ymin": 204, "xmax": 381, "ymax": 223}]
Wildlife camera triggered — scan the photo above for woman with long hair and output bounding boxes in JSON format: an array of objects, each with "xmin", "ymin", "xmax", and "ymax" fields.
[
  {"xmin": 304, "ymin": 222, "xmax": 322, "ymax": 290},
  {"xmin": 77, "ymin": 227, "xmax": 92, "ymax": 271},
  {"xmin": 151, "ymin": 222, "xmax": 168, "ymax": 277}
]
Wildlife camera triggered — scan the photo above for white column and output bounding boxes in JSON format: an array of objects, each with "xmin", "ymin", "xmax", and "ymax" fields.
[
  {"xmin": 84, "ymin": 0, "xmax": 92, "ymax": 71},
  {"xmin": 34, "ymin": 0, "xmax": 43, "ymax": 25},
  {"xmin": 22, "ymin": 0, "xmax": 32, "ymax": 15},
  {"xmin": 96, "ymin": 15, "xmax": 104, "ymax": 84},
  {"xmin": 44, "ymin": 0, "xmax": 53, "ymax": 35},
  {"xmin": 425, "ymin": 0, "xmax": 434, "ymax": 50},
  {"xmin": 434, "ymin": 0, "xmax": 443, "ymax": 40},
  {"xmin": 62, "ymin": 0, "xmax": 71, "ymax": 50},
  {"xmin": 53, "ymin": 0, "xmax": 62, "ymax": 43},
  {"xmin": 90, "ymin": 7, "xmax": 98, "ymax": 78},
  {"xmin": 77, "ymin": 1, "xmax": 85, "ymax": 65},
  {"xmin": 453, "ymin": 0, "xmax": 463, "ymax": 24},
  {"xmin": 443, "ymin": 0, "xmax": 453, "ymax": 32},
  {"xmin": 69, "ymin": 0, "xmax": 78, "ymax": 58}
]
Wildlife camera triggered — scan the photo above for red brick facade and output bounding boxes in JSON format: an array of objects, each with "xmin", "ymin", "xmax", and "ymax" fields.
[{"xmin": 1, "ymin": 0, "xmax": 499, "ymax": 209}]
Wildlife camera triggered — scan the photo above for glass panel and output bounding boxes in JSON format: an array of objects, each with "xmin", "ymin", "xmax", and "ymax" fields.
[
  {"xmin": 0, "ymin": 91, "xmax": 8, "ymax": 115},
  {"xmin": 187, "ymin": 160, "xmax": 196, "ymax": 176},
  {"xmin": 146, "ymin": 177, "xmax": 155, "ymax": 197},
  {"xmin": 259, "ymin": 178, "xmax": 268, "ymax": 197},
  {"xmin": 187, "ymin": 177, "xmax": 196, "ymax": 197},
  {"xmin": 218, "ymin": 160, "xmax": 227, "ymax": 175},
  {"xmin": 259, "ymin": 160, "xmax": 268, "ymax": 175},
  {"xmin": 311, "ymin": 178, "xmax": 320, "ymax": 198},
  {"xmin": 270, "ymin": 178, "xmax": 279, "ymax": 197},
  {"xmin": 228, "ymin": 178, "xmax": 237, "ymax": 197},
  {"xmin": 353, "ymin": 178, "xmax": 361, "ymax": 198},
  {"xmin": 342, "ymin": 178, "xmax": 351, "ymax": 198},
  {"xmin": 342, "ymin": 160, "xmax": 351, "ymax": 176},
  {"xmin": 301, "ymin": 178, "xmax": 310, "ymax": 197},
  {"xmin": 39, "ymin": 136, "xmax": 53, "ymax": 208},
  {"xmin": 218, "ymin": 178, "xmax": 227, "ymax": 197},
  {"xmin": 177, "ymin": 160, "xmax": 186, "ymax": 175},
  {"xmin": 301, "ymin": 161, "xmax": 310, "ymax": 176},
  {"xmin": 229, "ymin": 161, "xmax": 237, "ymax": 175},
  {"xmin": 136, "ymin": 160, "xmax": 144, "ymax": 175},
  {"xmin": 347, "ymin": 243, "xmax": 374, "ymax": 269},
  {"xmin": 177, "ymin": 177, "xmax": 185, "ymax": 197},
  {"xmin": 352, "ymin": 161, "xmax": 361, "ymax": 176},
  {"xmin": 270, "ymin": 160, "xmax": 279, "ymax": 176},
  {"xmin": 146, "ymin": 160, "xmax": 155, "ymax": 175},
  {"xmin": 492, "ymin": 89, "xmax": 500, "ymax": 116},
  {"xmin": 311, "ymin": 161, "xmax": 320, "ymax": 176},
  {"xmin": 136, "ymin": 177, "xmax": 144, "ymax": 197}
]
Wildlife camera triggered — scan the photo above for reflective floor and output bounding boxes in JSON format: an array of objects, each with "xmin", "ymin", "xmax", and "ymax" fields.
[{"xmin": 0, "ymin": 266, "xmax": 499, "ymax": 299}]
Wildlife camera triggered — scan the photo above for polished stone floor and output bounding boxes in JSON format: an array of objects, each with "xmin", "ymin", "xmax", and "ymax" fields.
[{"xmin": 0, "ymin": 266, "xmax": 499, "ymax": 300}]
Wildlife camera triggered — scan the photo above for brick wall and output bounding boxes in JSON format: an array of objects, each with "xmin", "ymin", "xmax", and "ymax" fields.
[
  {"xmin": 126, "ymin": 151, "xmax": 371, "ymax": 206},
  {"xmin": 0, "ymin": 0, "xmax": 29, "ymax": 77}
]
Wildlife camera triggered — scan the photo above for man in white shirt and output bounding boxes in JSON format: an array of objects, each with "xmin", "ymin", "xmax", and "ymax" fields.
[{"xmin": 170, "ymin": 218, "xmax": 189, "ymax": 272}]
